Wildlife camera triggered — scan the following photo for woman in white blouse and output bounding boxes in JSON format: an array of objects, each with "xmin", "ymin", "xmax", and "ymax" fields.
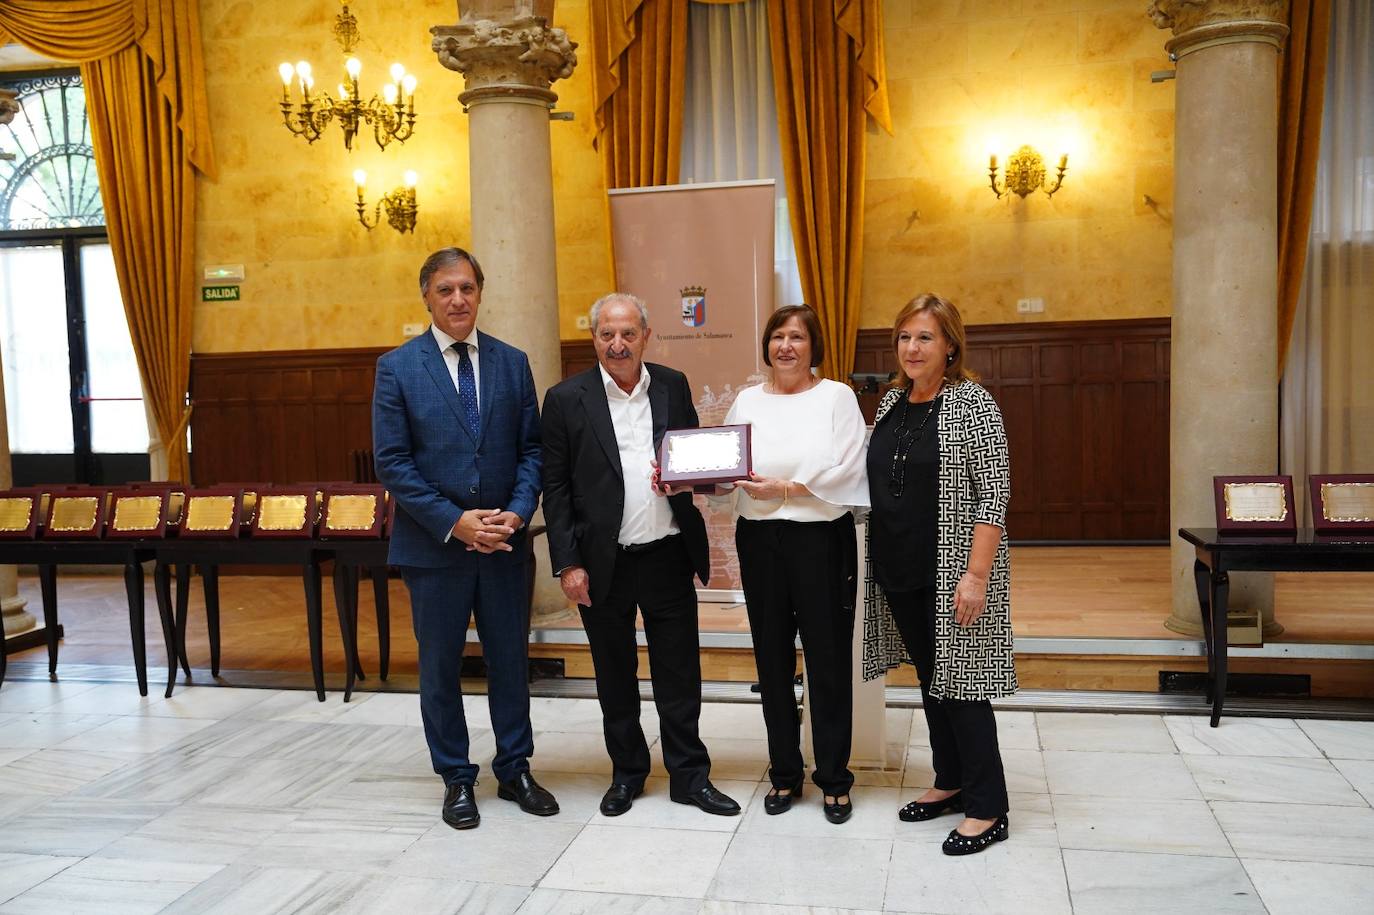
[{"xmin": 721, "ymin": 305, "xmax": 870, "ymax": 824}]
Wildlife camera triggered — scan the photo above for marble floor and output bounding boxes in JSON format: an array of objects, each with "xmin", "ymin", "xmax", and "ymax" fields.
[{"xmin": 0, "ymin": 680, "xmax": 1372, "ymax": 914}]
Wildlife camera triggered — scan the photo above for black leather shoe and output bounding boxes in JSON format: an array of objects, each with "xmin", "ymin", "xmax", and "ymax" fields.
[
  {"xmin": 599, "ymin": 783, "xmax": 643, "ymax": 817},
  {"xmin": 898, "ymin": 791, "xmax": 963, "ymax": 822},
  {"xmin": 942, "ymin": 815, "xmax": 1009, "ymax": 856},
  {"xmin": 823, "ymin": 795, "xmax": 853, "ymax": 824},
  {"xmin": 670, "ymin": 783, "xmax": 741, "ymax": 816},
  {"xmin": 441, "ymin": 782, "xmax": 479, "ymax": 830},
  {"xmin": 763, "ymin": 777, "xmax": 804, "ymax": 816},
  {"xmin": 497, "ymin": 771, "xmax": 560, "ymax": 816}
]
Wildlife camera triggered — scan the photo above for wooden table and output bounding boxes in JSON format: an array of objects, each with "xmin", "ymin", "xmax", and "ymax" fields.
[
  {"xmin": 0, "ymin": 540, "xmax": 173, "ymax": 696},
  {"xmin": 1179, "ymin": 527, "xmax": 1374, "ymax": 726}
]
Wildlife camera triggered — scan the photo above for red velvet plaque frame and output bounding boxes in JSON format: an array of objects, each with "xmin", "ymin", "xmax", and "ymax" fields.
[{"xmin": 1308, "ymin": 474, "xmax": 1374, "ymax": 537}]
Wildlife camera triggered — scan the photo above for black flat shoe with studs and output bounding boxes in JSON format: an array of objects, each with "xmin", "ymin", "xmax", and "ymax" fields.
[
  {"xmin": 942, "ymin": 815, "xmax": 1008, "ymax": 856},
  {"xmin": 898, "ymin": 792, "xmax": 963, "ymax": 822}
]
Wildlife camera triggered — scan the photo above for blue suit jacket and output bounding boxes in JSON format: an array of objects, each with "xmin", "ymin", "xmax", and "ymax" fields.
[{"xmin": 372, "ymin": 329, "xmax": 542, "ymax": 568}]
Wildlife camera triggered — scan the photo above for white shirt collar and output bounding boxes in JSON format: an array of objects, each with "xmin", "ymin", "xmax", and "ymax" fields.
[
  {"xmin": 431, "ymin": 323, "xmax": 478, "ymax": 354},
  {"xmin": 599, "ymin": 362, "xmax": 650, "ymax": 400}
]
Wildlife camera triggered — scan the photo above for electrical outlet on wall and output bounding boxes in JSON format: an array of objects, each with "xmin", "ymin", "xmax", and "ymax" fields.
[
  {"xmin": 402, "ymin": 322, "xmax": 425, "ymax": 337},
  {"xmin": 1016, "ymin": 297, "xmax": 1045, "ymax": 314},
  {"xmin": 575, "ymin": 315, "xmax": 590, "ymax": 330}
]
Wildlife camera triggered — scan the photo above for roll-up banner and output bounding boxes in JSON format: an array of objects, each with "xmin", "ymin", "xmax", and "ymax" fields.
[{"xmin": 607, "ymin": 179, "xmax": 776, "ymax": 599}]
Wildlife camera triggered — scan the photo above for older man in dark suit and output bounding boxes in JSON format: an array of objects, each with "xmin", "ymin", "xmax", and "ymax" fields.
[
  {"xmin": 541, "ymin": 292, "xmax": 739, "ymax": 818},
  {"xmin": 373, "ymin": 247, "xmax": 557, "ymax": 830}
]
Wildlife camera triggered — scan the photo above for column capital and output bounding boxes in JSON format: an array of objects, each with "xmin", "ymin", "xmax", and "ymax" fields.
[
  {"xmin": 1149, "ymin": 0, "xmax": 1289, "ymax": 59},
  {"xmin": 0, "ymin": 88, "xmax": 19, "ymax": 127},
  {"xmin": 431, "ymin": 15, "xmax": 578, "ymax": 109}
]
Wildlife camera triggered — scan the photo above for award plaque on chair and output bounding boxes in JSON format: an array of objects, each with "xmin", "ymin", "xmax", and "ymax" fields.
[
  {"xmin": 319, "ymin": 485, "xmax": 386, "ymax": 539},
  {"xmin": 178, "ymin": 489, "xmax": 245, "ymax": 539},
  {"xmin": 107, "ymin": 490, "xmax": 170, "ymax": 539},
  {"xmin": 658, "ymin": 424, "xmax": 752, "ymax": 493},
  {"xmin": 44, "ymin": 491, "xmax": 108, "ymax": 539},
  {"xmin": 1213, "ymin": 475, "xmax": 1296, "ymax": 535},
  {"xmin": 251, "ymin": 490, "xmax": 318, "ymax": 538},
  {"xmin": 0, "ymin": 490, "xmax": 41, "ymax": 539},
  {"xmin": 1309, "ymin": 474, "xmax": 1374, "ymax": 537}
]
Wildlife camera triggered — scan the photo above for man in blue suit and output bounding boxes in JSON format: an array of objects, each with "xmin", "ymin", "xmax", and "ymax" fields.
[{"xmin": 373, "ymin": 247, "xmax": 558, "ymax": 830}]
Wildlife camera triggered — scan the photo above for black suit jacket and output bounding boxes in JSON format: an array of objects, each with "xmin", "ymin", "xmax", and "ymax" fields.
[{"xmin": 541, "ymin": 362, "xmax": 711, "ymax": 608}]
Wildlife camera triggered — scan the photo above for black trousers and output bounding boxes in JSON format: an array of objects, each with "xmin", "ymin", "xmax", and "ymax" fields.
[
  {"xmin": 578, "ymin": 535, "xmax": 711, "ymax": 795},
  {"xmin": 886, "ymin": 586, "xmax": 1009, "ymax": 819},
  {"xmin": 736, "ymin": 514, "xmax": 856, "ymax": 795}
]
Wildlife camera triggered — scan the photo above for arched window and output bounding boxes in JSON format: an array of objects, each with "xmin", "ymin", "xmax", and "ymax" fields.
[
  {"xmin": 0, "ymin": 69, "xmax": 148, "ymax": 482},
  {"xmin": 0, "ymin": 73, "xmax": 104, "ymax": 231}
]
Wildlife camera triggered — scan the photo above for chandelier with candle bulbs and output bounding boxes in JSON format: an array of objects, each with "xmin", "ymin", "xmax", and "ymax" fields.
[{"xmin": 276, "ymin": 3, "xmax": 417, "ymax": 152}]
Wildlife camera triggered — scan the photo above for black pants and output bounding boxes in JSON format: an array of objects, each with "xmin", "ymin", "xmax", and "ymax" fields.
[
  {"xmin": 578, "ymin": 535, "xmax": 711, "ymax": 795},
  {"xmin": 736, "ymin": 514, "xmax": 856, "ymax": 796},
  {"xmin": 886, "ymin": 586, "xmax": 1009, "ymax": 819}
]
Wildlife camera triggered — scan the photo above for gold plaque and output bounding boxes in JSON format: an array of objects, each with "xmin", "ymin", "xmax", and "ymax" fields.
[
  {"xmin": 258, "ymin": 495, "xmax": 308, "ymax": 531},
  {"xmin": 50, "ymin": 496, "xmax": 99, "ymax": 532},
  {"xmin": 112, "ymin": 495, "xmax": 162, "ymax": 532},
  {"xmin": 185, "ymin": 495, "xmax": 236, "ymax": 531},
  {"xmin": 1223, "ymin": 483, "xmax": 1288, "ymax": 522},
  {"xmin": 0, "ymin": 497, "xmax": 34, "ymax": 532},
  {"xmin": 1320, "ymin": 482, "xmax": 1374, "ymax": 523},
  {"xmin": 326, "ymin": 494, "xmax": 378, "ymax": 531}
]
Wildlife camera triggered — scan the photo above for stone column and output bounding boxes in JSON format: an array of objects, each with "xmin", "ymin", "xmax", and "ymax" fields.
[
  {"xmin": 1152, "ymin": 0, "xmax": 1288, "ymax": 637},
  {"xmin": 432, "ymin": 1, "xmax": 578, "ymax": 623},
  {"xmin": 0, "ymin": 87, "xmax": 36, "ymax": 643}
]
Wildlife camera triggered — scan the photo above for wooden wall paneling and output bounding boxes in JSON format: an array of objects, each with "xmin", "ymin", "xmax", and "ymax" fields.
[{"xmin": 192, "ymin": 321, "xmax": 1168, "ymax": 541}]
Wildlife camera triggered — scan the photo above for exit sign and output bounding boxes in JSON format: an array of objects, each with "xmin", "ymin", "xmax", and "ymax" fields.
[{"xmin": 202, "ymin": 284, "xmax": 240, "ymax": 302}]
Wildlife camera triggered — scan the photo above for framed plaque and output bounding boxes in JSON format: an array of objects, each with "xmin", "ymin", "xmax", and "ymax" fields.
[
  {"xmin": 320, "ymin": 485, "xmax": 386, "ymax": 539},
  {"xmin": 1214, "ymin": 475, "xmax": 1296, "ymax": 535},
  {"xmin": 45, "ymin": 491, "xmax": 107, "ymax": 539},
  {"xmin": 107, "ymin": 490, "xmax": 169, "ymax": 539},
  {"xmin": 178, "ymin": 489, "xmax": 245, "ymax": 539},
  {"xmin": 1309, "ymin": 474, "xmax": 1374, "ymax": 536},
  {"xmin": 0, "ymin": 490, "xmax": 41, "ymax": 539},
  {"xmin": 659, "ymin": 424, "xmax": 752, "ymax": 492},
  {"xmin": 251, "ymin": 490, "xmax": 317, "ymax": 538}
]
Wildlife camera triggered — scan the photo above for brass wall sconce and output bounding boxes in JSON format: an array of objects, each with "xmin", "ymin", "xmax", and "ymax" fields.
[
  {"xmin": 989, "ymin": 145, "xmax": 1068, "ymax": 199},
  {"xmin": 354, "ymin": 169, "xmax": 418, "ymax": 233},
  {"xmin": 275, "ymin": 3, "xmax": 417, "ymax": 151}
]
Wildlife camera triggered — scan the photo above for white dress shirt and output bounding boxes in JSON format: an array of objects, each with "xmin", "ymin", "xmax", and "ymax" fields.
[
  {"xmin": 721, "ymin": 378, "xmax": 870, "ymax": 522},
  {"xmin": 600, "ymin": 363, "xmax": 679, "ymax": 546},
  {"xmin": 431, "ymin": 323, "xmax": 480, "ymax": 400}
]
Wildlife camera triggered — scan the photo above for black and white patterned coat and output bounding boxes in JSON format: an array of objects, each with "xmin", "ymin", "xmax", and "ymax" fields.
[{"xmin": 861, "ymin": 380, "xmax": 1018, "ymax": 700}]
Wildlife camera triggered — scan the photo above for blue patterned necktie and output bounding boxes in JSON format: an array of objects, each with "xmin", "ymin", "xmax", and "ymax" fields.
[{"xmin": 455, "ymin": 342, "xmax": 480, "ymax": 435}]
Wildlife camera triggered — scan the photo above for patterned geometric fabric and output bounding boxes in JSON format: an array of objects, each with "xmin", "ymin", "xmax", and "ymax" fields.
[
  {"xmin": 455, "ymin": 343, "xmax": 480, "ymax": 436},
  {"xmin": 861, "ymin": 381, "xmax": 1018, "ymax": 700}
]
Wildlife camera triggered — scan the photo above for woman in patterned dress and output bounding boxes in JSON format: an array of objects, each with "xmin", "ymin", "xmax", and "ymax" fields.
[{"xmin": 865, "ymin": 293, "xmax": 1016, "ymax": 855}]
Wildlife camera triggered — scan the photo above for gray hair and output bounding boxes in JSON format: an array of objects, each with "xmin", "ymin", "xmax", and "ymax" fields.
[
  {"xmin": 589, "ymin": 292, "xmax": 649, "ymax": 333},
  {"xmin": 419, "ymin": 247, "xmax": 485, "ymax": 296}
]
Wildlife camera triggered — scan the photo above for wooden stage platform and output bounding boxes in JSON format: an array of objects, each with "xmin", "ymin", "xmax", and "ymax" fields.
[{"xmin": 8, "ymin": 547, "xmax": 1374, "ymax": 697}]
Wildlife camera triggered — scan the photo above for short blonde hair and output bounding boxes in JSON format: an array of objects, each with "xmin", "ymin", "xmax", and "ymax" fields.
[{"xmin": 890, "ymin": 293, "xmax": 978, "ymax": 386}]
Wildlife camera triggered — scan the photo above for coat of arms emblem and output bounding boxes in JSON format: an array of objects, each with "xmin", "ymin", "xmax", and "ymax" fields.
[{"xmin": 680, "ymin": 285, "xmax": 706, "ymax": 328}]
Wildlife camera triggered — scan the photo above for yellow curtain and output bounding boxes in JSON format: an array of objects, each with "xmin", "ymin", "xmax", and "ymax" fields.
[
  {"xmin": 590, "ymin": 0, "xmax": 689, "ymax": 189},
  {"xmin": 766, "ymin": 0, "xmax": 888, "ymax": 383},
  {"xmin": 0, "ymin": 0, "xmax": 215, "ymax": 481},
  {"xmin": 1277, "ymin": 0, "xmax": 1330, "ymax": 374}
]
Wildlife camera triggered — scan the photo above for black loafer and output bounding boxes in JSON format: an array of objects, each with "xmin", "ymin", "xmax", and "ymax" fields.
[
  {"xmin": 599, "ymin": 783, "xmax": 643, "ymax": 817},
  {"xmin": 898, "ymin": 792, "xmax": 963, "ymax": 822},
  {"xmin": 823, "ymin": 795, "xmax": 853, "ymax": 824},
  {"xmin": 763, "ymin": 778, "xmax": 804, "ymax": 816},
  {"xmin": 497, "ymin": 771, "xmax": 560, "ymax": 816},
  {"xmin": 670, "ymin": 783, "xmax": 741, "ymax": 816},
  {"xmin": 942, "ymin": 815, "xmax": 1009, "ymax": 856},
  {"xmin": 441, "ymin": 782, "xmax": 479, "ymax": 830}
]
